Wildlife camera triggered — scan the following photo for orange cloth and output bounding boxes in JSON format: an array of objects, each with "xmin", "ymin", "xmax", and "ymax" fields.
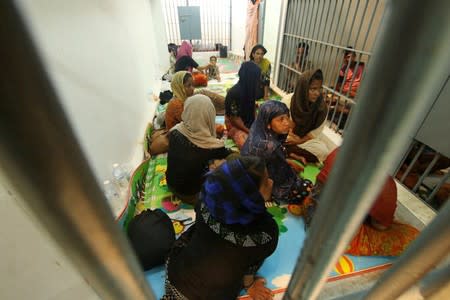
[
  {"xmin": 316, "ymin": 147, "xmax": 339, "ymax": 184},
  {"xmin": 317, "ymin": 147, "xmax": 420, "ymax": 256},
  {"xmin": 192, "ymin": 72, "xmax": 208, "ymax": 87},
  {"xmin": 346, "ymin": 222, "xmax": 419, "ymax": 256},
  {"xmin": 165, "ymin": 98, "xmax": 183, "ymax": 130}
]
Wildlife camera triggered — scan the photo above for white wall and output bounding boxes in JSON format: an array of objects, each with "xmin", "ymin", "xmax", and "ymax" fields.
[
  {"xmin": 16, "ymin": 0, "xmax": 168, "ymax": 181},
  {"xmin": 230, "ymin": 0, "xmax": 247, "ymax": 55},
  {"xmin": 262, "ymin": 0, "xmax": 283, "ymax": 65},
  {"xmin": 0, "ymin": 1, "xmax": 168, "ymax": 299}
]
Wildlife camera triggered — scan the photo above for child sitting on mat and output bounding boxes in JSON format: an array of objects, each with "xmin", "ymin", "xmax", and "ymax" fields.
[{"xmin": 206, "ymin": 55, "xmax": 221, "ymax": 82}]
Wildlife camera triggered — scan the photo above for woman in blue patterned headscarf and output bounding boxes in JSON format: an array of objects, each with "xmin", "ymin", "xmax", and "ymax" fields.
[
  {"xmin": 163, "ymin": 156, "xmax": 278, "ymax": 300},
  {"xmin": 241, "ymin": 100, "xmax": 312, "ymax": 204}
]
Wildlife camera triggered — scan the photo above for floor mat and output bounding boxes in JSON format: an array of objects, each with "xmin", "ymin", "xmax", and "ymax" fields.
[{"xmin": 122, "ymin": 157, "xmax": 394, "ymax": 299}]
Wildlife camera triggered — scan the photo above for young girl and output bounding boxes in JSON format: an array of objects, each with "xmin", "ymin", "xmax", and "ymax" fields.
[
  {"xmin": 165, "ymin": 71, "xmax": 194, "ymax": 130},
  {"xmin": 250, "ymin": 44, "xmax": 271, "ymax": 100},
  {"xmin": 286, "ymin": 69, "xmax": 330, "ymax": 163},
  {"xmin": 241, "ymin": 100, "xmax": 312, "ymax": 204}
]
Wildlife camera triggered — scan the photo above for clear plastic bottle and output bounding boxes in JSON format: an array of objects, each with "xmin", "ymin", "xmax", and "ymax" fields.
[
  {"xmin": 112, "ymin": 163, "xmax": 129, "ymax": 189},
  {"xmin": 103, "ymin": 180, "xmax": 122, "ymax": 217}
]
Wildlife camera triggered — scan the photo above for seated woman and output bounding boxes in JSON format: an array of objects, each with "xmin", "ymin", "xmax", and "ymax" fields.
[
  {"xmin": 225, "ymin": 61, "xmax": 261, "ymax": 149},
  {"xmin": 174, "ymin": 41, "xmax": 209, "ymax": 73},
  {"xmin": 286, "ymin": 69, "xmax": 331, "ymax": 163},
  {"xmin": 241, "ymin": 100, "xmax": 312, "ymax": 204},
  {"xmin": 308, "ymin": 148, "xmax": 420, "ymax": 256},
  {"xmin": 166, "ymin": 94, "xmax": 232, "ymax": 204},
  {"xmin": 165, "ymin": 71, "xmax": 194, "ymax": 130},
  {"xmin": 163, "ymin": 156, "xmax": 278, "ymax": 300},
  {"xmin": 250, "ymin": 44, "xmax": 271, "ymax": 100}
]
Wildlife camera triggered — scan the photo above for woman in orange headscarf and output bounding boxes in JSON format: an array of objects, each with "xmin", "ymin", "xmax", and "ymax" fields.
[{"xmin": 310, "ymin": 148, "xmax": 420, "ymax": 256}]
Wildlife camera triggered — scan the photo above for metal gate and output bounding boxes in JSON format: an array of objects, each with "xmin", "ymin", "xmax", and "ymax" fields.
[
  {"xmin": 162, "ymin": 0, "xmax": 231, "ymax": 51},
  {"xmin": 276, "ymin": 0, "xmax": 386, "ymax": 133}
]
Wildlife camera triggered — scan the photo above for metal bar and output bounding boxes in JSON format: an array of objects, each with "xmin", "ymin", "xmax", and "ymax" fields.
[
  {"xmin": 412, "ymin": 153, "xmax": 440, "ymax": 192},
  {"xmin": 364, "ymin": 199, "xmax": 450, "ymax": 300},
  {"xmin": 273, "ymin": 0, "xmax": 289, "ymax": 86},
  {"xmin": 426, "ymin": 171, "xmax": 450, "ymax": 203},
  {"xmin": 229, "ymin": 0, "xmax": 232, "ymax": 49},
  {"xmin": 420, "ymin": 261, "xmax": 450, "ymax": 299},
  {"xmin": 394, "ymin": 141, "xmax": 418, "ymax": 176},
  {"xmin": 311, "ymin": 0, "xmax": 326, "ymax": 64},
  {"xmin": 284, "ymin": 0, "xmax": 450, "ymax": 299},
  {"xmin": 0, "ymin": 2, "xmax": 156, "ymax": 300},
  {"xmin": 400, "ymin": 143, "xmax": 426, "ymax": 182}
]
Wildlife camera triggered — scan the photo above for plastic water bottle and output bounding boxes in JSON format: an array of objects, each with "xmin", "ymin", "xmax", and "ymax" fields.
[
  {"xmin": 112, "ymin": 163, "xmax": 129, "ymax": 189},
  {"xmin": 103, "ymin": 180, "xmax": 122, "ymax": 217}
]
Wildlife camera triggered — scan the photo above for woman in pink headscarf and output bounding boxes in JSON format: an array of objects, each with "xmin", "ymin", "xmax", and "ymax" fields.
[{"xmin": 174, "ymin": 41, "xmax": 209, "ymax": 73}]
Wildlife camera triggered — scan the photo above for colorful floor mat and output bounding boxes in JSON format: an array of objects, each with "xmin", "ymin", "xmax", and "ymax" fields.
[{"xmin": 121, "ymin": 155, "xmax": 394, "ymax": 299}]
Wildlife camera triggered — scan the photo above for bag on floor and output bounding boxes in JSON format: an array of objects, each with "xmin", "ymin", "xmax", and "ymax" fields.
[
  {"xmin": 127, "ymin": 209, "xmax": 176, "ymax": 270},
  {"xmin": 149, "ymin": 128, "xmax": 170, "ymax": 155}
]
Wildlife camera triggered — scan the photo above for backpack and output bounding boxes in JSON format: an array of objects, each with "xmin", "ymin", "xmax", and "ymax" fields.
[{"xmin": 127, "ymin": 209, "xmax": 175, "ymax": 270}]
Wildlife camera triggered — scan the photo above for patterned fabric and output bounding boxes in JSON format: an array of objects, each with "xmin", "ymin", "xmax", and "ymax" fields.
[
  {"xmin": 201, "ymin": 158, "xmax": 267, "ymax": 225},
  {"xmin": 290, "ymin": 69, "xmax": 328, "ymax": 137},
  {"xmin": 346, "ymin": 222, "xmax": 419, "ymax": 256},
  {"xmin": 206, "ymin": 65, "xmax": 220, "ymax": 80},
  {"xmin": 310, "ymin": 148, "xmax": 420, "ymax": 256},
  {"xmin": 241, "ymin": 101, "xmax": 313, "ymax": 203},
  {"xmin": 199, "ymin": 202, "xmax": 273, "ymax": 246}
]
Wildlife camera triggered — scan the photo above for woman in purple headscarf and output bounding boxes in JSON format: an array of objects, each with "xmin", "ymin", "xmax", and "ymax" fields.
[{"xmin": 241, "ymin": 100, "xmax": 312, "ymax": 204}]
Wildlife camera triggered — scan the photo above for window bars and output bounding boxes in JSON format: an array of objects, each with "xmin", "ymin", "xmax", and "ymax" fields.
[
  {"xmin": 276, "ymin": 0, "xmax": 385, "ymax": 134},
  {"xmin": 162, "ymin": 0, "xmax": 231, "ymax": 51}
]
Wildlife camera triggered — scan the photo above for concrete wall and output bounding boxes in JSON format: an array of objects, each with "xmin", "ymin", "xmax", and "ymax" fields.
[
  {"xmin": 0, "ymin": 1, "xmax": 168, "ymax": 299},
  {"xmin": 15, "ymin": 0, "xmax": 168, "ymax": 182},
  {"xmin": 230, "ymin": 0, "xmax": 247, "ymax": 55}
]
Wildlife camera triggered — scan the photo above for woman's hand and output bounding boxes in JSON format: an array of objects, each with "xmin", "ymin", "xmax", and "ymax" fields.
[
  {"xmin": 286, "ymin": 131, "xmax": 303, "ymax": 145},
  {"xmin": 247, "ymin": 277, "xmax": 273, "ymax": 300},
  {"xmin": 288, "ymin": 153, "xmax": 307, "ymax": 165},
  {"xmin": 287, "ymin": 159, "xmax": 304, "ymax": 173}
]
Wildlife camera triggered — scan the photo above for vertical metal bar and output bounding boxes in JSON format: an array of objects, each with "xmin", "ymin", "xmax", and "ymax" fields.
[
  {"xmin": 273, "ymin": 0, "xmax": 289, "ymax": 86},
  {"xmin": 229, "ymin": 0, "xmax": 232, "ymax": 49},
  {"xmin": 426, "ymin": 171, "xmax": 450, "ymax": 203},
  {"xmin": 0, "ymin": 3, "xmax": 156, "ymax": 300},
  {"xmin": 284, "ymin": 0, "xmax": 450, "ymax": 299},
  {"xmin": 364, "ymin": 200, "xmax": 450, "ymax": 300},
  {"xmin": 400, "ymin": 143, "xmax": 426, "ymax": 182},
  {"xmin": 412, "ymin": 153, "xmax": 441, "ymax": 192},
  {"xmin": 419, "ymin": 262, "xmax": 450, "ymax": 299},
  {"xmin": 394, "ymin": 140, "xmax": 418, "ymax": 176},
  {"xmin": 310, "ymin": 0, "xmax": 325, "ymax": 64},
  {"xmin": 323, "ymin": 0, "xmax": 345, "ymax": 87},
  {"xmin": 316, "ymin": 0, "xmax": 335, "ymax": 74}
]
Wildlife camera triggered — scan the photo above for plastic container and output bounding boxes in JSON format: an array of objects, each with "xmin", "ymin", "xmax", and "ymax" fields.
[{"xmin": 112, "ymin": 163, "xmax": 129, "ymax": 188}]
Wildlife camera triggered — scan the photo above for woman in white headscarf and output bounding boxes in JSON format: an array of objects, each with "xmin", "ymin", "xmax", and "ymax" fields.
[{"xmin": 166, "ymin": 94, "xmax": 232, "ymax": 204}]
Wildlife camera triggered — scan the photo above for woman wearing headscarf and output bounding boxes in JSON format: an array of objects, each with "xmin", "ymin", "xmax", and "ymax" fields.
[
  {"xmin": 174, "ymin": 41, "xmax": 209, "ymax": 73},
  {"xmin": 163, "ymin": 156, "xmax": 278, "ymax": 300},
  {"xmin": 307, "ymin": 148, "xmax": 420, "ymax": 256},
  {"xmin": 166, "ymin": 94, "xmax": 232, "ymax": 204},
  {"xmin": 241, "ymin": 101, "xmax": 313, "ymax": 204},
  {"xmin": 225, "ymin": 61, "xmax": 261, "ymax": 149},
  {"xmin": 165, "ymin": 71, "xmax": 194, "ymax": 130},
  {"xmin": 250, "ymin": 44, "xmax": 271, "ymax": 100},
  {"xmin": 286, "ymin": 69, "xmax": 331, "ymax": 163}
]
